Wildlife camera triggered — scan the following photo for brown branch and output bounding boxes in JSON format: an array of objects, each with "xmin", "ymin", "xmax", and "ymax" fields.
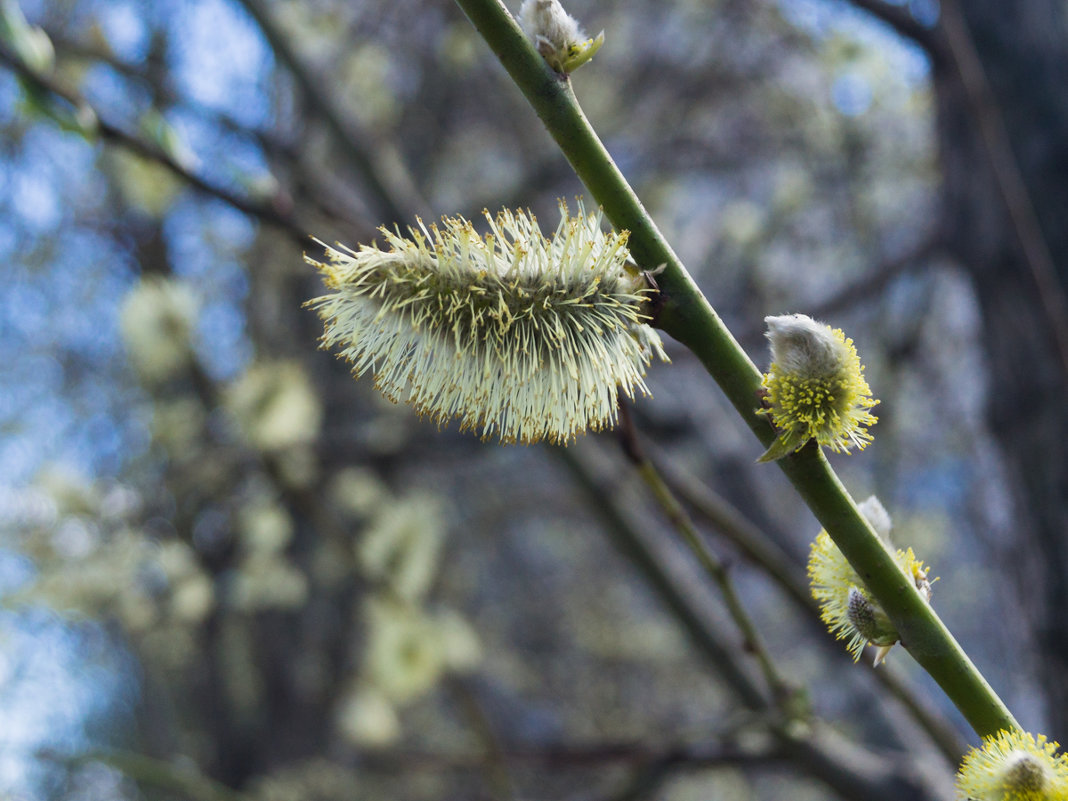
[
  {"xmin": 939, "ymin": 0, "xmax": 1068, "ymax": 379},
  {"xmin": 0, "ymin": 44, "xmax": 311, "ymax": 247},
  {"xmin": 355, "ymin": 738, "xmax": 786, "ymax": 773},
  {"xmin": 40, "ymin": 750, "xmax": 250, "ymax": 801},
  {"xmin": 49, "ymin": 31, "xmax": 281, "ymax": 151},
  {"xmin": 603, "ymin": 724, "xmax": 944, "ymax": 801},
  {"xmin": 47, "ymin": 30, "xmax": 380, "ymax": 239},
  {"xmin": 234, "ymin": 0, "xmax": 429, "ymax": 224},
  {"xmin": 447, "ymin": 677, "xmax": 517, "ymax": 801},
  {"xmin": 553, "ymin": 443, "xmax": 771, "ymax": 711},
  {"xmin": 839, "ymin": 0, "xmax": 949, "ymax": 63},
  {"xmin": 738, "ymin": 228, "xmax": 945, "ymax": 347},
  {"xmin": 554, "ymin": 443, "xmax": 944, "ymax": 801},
  {"xmin": 806, "ymin": 229, "xmax": 946, "ymax": 320},
  {"xmin": 616, "ymin": 402, "xmax": 798, "ymax": 707},
  {"xmin": 644, "ymin": 437, "xmax": 967, "ymax": 765}
]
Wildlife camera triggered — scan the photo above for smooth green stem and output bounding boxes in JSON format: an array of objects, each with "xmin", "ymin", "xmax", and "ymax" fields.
[
  {"xmin": 454, "ymin": 0, "xmax": 1017, "ymax": 738},
  {"xmin": 651, "ymin": 441, "xmax": 967, "ymax": 763}
]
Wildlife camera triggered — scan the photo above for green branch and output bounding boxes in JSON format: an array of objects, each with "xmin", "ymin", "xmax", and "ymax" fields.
[
  {"xmin": 453, "ymin": 0, "xmax": 1016, "ymax": 738},
  {"xmin": 651, "ymin": 439, "xmax": 967, "ymax": 763}
]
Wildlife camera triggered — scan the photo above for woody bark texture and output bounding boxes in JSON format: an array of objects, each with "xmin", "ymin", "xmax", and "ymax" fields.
[{"xmin": 933, "ymin": 0, "xmax": 1068, "ymax": 738}]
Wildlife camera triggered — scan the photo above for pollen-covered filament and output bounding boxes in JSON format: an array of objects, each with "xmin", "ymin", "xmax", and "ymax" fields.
[
  {"xmin": 758, "ymin": 315, "xmax": 879, "ymax": 457},
  {"xmin": 769, "ymin": 373, "xmax": 870, "ymax": 449},
  {"xmin": 956, "ymin": 729, "xmax": 1068, "ymax": 801},
  {"xmin": 807, "ymin": 496, "xmax": 935, "ymax": 666}
]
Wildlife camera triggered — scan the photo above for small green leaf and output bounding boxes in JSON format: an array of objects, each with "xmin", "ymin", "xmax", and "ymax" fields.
[
  {"xmin": 560, "ymin": 30, "xmax": 604, "ymax": 73},
  {"xmin": 756, "ymin": 431, "xmax": 807, "ymax": 463}
]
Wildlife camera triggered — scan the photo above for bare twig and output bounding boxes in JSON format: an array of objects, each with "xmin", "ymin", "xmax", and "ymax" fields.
[
  {"xmin": 806, "ymin": 230, "xmax": 946, "ymax": 319},
  {"xmin": 39, "ymin": 750, "xmax": 250, "ymax": 801},
  {"xmin": 48, "ymin": 31, "xmax": 281, "ymax": 151},
  {"xmin": 646, "ymin": 438, "xmax": 967, "ymax": 764},
  {"xmin": 356, "ymin": 738, "xmax": 785, "ymax": 773},
  {"xmin": 616, "ymin": 402, "xmax": 797, "ymax": 707},
  {"xmin": 597, "ymin": 738, "xmax": 786, "ymax": 801},
  {"xmin": 939, "ymin": 0, "xmax": 1068, "ymax": 378},
  {"xmin": 0, "ymin": 44, "xmax": 310, "ymax": 246},
  {"xmin": 738, "ymin": 229, "xmax": 945, "ymax": 347},
  {"xmin": 235, "ymin": 0, "xmax": 429, "ymax": 224},
  {"xmin": 554, "ymin": 443, "xmax": 771, "ymax": 711},
  {"xmin": 554, "ymin": 444, "xmax": 944, "ymax": 801},
  {"xmin": 447, "ymin": 677, "xmax": 517, "ymax": 801},
  {"xmin": 839, "ymin": 0, "xmax": 948, "ymax": 63},
  {"xmin": 46, "ymin": 31, "xmax": 379, "ymax": 238}
]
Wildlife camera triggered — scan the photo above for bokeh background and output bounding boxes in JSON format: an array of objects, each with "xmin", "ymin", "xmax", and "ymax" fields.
[{"xmin": 1, "ymin": 0, "xmax": 1066, "ymax": 799}]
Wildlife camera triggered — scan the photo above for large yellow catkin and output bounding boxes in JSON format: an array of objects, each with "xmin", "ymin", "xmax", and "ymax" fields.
[{"xmin": 306, "ymin": 201, "xmax": 667, "ymax": 444}]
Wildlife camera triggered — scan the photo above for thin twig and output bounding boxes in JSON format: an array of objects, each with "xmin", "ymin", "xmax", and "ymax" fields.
[
  {"xmin": 355, "ymin": 738, "xmax": 785, "ymax": 772},
  {"xmin": 235, "ymin": 0, "xmax": 429, "ymax": 224},
  {"xmin": 739, "ymin": 229, "xmax": 946, "ymax": 345},
  {"xmin": 454, "ymin": 0, "xmax": 1017, "ymax": 738},
  {"xmin": 646, "ymin": 439, "xmax": 967, "ymax": 764},
  {"xmin": 616, "ymin": 403, "xmax": 796, "ymax": 706},
  {"xmin": 554, "ymin": 444, "xmax": 938, "ymax": 801},
  {"xmin": 49, "ymin": 32, "xmax": 283, "ymax": 157},
  {"xmin": 39, "ymin": 750, "xmax": 250, "ymax": 801},
  {"xmin": 597, "ymin": 738, "xmax": 786, "ymax": 801},
  {"xmin": 808, "ymin": 230, "xmax": 946, "ymax": 318},
  {"xmin": 553, "ymin": 444, "xmax": 770, "ymax": 711},
  {"xmin": 0, "ymin": 44, "xmax": 310, "ymax": 246},
  {"xmin": 47, "ymin": 31, "xmax": 378, "ymax": 238},
  {"xmin": 839, "ymin": 0, "xmax": 948, "ymax": 63},
  {"xmin": 939, "ymin": 0, "xmax": 1068, "ymax": 379},
  {"xmin": 447, "ymin": 677, "xmax": 517, "ymax": 801},
  {"xmin": 618, "ymin": 408, "xmax": 965, "ymax": 766}
]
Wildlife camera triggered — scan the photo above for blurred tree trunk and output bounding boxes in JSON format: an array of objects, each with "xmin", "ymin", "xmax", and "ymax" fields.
[{"xmin": 933, "ymin": 0, "xmax": 1068, "ymax": 737}]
